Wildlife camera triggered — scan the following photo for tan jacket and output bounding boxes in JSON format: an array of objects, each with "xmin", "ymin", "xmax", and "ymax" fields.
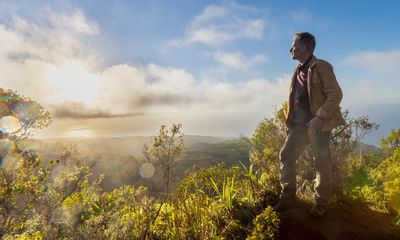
[{"xmin": 285, "ymin": 56, "xmax": 345, "ymax": 131}]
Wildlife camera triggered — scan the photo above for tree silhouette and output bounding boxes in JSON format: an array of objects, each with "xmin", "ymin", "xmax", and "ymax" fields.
[{"xmin": 0, "ymin": 88, "xmax": 51, "ymax": 141}]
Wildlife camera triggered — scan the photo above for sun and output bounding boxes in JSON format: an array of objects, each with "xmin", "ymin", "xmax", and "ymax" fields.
[{"xmin": 45, "ymin": 62, "xmax": 102, "ymax": 105}]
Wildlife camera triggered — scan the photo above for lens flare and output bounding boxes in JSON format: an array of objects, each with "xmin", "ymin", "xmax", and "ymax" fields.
[
  {"xmin": 0, "ymin": 116, "xmax": 21, "ymax": 134},
  {"xmin": 0, "ymin": 138, "xmax": 15, "ymax": 152},
  {"xmin": 139, "ymin": 162, "xmax": 155, "ymax": 179}
]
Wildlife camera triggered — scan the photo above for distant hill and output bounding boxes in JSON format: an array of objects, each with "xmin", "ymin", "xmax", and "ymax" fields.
[
  {"xmin": 22, "ymin": 135, "xmax": 249, "ymax": 191},
  {"xmin": 18, "ymin": 136, "xmax": 384, "ymax": 193},
  {"xmin": 28, "ymin": 135, "xmax": 235, "ymax": 157},
  {"xmin": 353, "ymin": 142, "xmax": 382, "ymax": 156}
]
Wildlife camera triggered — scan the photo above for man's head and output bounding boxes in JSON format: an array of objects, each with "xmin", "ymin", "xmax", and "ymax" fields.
[{"xmin": 290, "ymin": 32, "xmax": 315, "ymax": 63}]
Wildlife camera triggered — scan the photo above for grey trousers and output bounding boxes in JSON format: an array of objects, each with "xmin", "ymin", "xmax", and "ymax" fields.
[{"xmin": 279, "ymin": 125, "xmax": 332, "ymax": 205}]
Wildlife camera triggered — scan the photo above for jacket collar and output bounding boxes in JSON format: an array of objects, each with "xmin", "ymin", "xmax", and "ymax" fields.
[
  {"xmin": 295, "ymin": 55, "xmax": 317, "ymax": 72},
  {"xmin": 308, "ymin": 55, "xmax": 317, "ymax": 68}
]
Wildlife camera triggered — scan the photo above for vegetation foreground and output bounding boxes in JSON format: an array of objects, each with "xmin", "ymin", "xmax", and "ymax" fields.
[{"xmin": 1, "ymin": 89, "xmax": 400, "ymax": 239}]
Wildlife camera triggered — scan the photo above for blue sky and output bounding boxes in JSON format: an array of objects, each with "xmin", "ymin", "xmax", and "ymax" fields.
[{"xmin": 0, "ymin": 0, "xmax": 399, "ymax": 144}]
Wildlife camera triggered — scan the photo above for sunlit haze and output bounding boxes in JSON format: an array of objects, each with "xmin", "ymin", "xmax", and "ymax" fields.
[
  {"xmin": 0, "ymin": 1, "xmax": 399, "ymax": 144},
  {"xmin": 45, "ymin": 63, "xmax": 101, "ymax": 105},
  {"xmin": 67, "ymin": 128, "xmax": 93, "ymax": 138}
]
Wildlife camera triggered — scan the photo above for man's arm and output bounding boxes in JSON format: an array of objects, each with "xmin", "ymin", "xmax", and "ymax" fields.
[{"xmin": 315, "ymin": 61, "xmax": 343, "ymax": 120}]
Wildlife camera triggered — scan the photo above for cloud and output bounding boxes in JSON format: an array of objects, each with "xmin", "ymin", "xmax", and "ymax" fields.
[
  {"xmin": 0, "ymin": 7, "xmax": 290, "ymax": 138},
  {"xmin": 49, "ymin": 10, "xmax": 99, "ymax": 35},
  {"xmin": 41, "ymin": 63, "xmax": 290, "ymax": 137},
  {"xmin": 171, "ymin": 2, "xmax": 267, "ymax": 46},
  {"xmin": 193, "ymin": 4, "xmax": 230, "ymax": 23},
  {"xmin": 97, "ymin": 62, "xmax": 289, "ymax": 112},
  {"xmin": 97, "ymin": 64, "xmax": 199, "ymax": 113},
  {"xmin": 51, "ymin": 101, "xmax": 143, "ymax": 119},
  {"xmin": 338, "ymin": 49, "xmax": 400, "ymax": 106},
  {"xmin": 0, "ymin": 9, "xmax": 100, "ymax": 104},
  {"xmin": 341, "ymin": 49, "xmax": 400, "ymax": 73},
  {"xmin": 3, "ymin": 10, "xmax": 98, "ymax": 64},
  {"xmin": 213, "ymin": 51, "xmax": 267, "ymax": 71},
  {"xmin": 133, "ymin": 93, "xmax": 194, "ymax": 107}
]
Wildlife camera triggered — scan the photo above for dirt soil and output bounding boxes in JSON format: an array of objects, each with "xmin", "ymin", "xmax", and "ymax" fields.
[{"xmin": 276, "ymin": 200, "xmax": 400, "ymax": 240}]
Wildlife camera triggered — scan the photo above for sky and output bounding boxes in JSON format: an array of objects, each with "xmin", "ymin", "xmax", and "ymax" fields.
[{"xmin": 0, "ymin": 0, "xmax": 399, "ymax": 144}]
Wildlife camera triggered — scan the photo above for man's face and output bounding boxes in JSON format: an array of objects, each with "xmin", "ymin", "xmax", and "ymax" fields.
[{"xmin": 290, "ymin": 37, "xmax": 306, "ymax": 60}]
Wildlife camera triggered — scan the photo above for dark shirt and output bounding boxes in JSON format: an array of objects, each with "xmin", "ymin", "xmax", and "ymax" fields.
[{"xmin": 290, "ymin": 55, "xmax": 314, "ymax": 125}]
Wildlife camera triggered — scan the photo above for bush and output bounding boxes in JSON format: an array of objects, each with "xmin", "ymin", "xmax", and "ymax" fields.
[{"xmin": 246, "ymin": 206, "xmax": 280, "ymax": 240}]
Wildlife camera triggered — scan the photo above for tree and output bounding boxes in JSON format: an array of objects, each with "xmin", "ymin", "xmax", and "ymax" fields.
[
  {"xmin": 0, "ymin": 142, "xmax": 108, "ymax": 239},
  {"xmin": 142, "ymin": 123, "xmax": 184, "ymax": 238},
  {"xmin": 380, "ymin": 129, "xmax": 400, "ymax": 156},
  {"xmin": 327, "ymin": 111, "xmax": 379, "ymax": 194},
  {"xmin": 246, "ymin": 104, "xmax": 287, "ymax": 192},
  {"xmin": 143, "ymin": 124, "xmax": 184, "ymax": 194},
  {"xmin": 358, "ymin": 129, "xmax": 400, "ymax": 226},
  {"xmin": 353, "ymin": 115, "xmax": 380, "ymax": 156},
  {"xmin": 0, "ymin": 88, "xmax": 51, "ymax": 141}
]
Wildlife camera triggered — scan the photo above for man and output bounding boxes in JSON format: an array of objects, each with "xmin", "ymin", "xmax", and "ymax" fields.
[{"xmin": 273, "ymin": 32, "xmax": 345, "ymax": 217}]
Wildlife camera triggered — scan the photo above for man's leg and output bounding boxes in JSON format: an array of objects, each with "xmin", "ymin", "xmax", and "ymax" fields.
[
  {"xmin": 309, "ymin": 131, "xmax": 332, "ymax": 208},
  {"xmin": 279, "ymin": 126, "xmax": 309, "ymax": 200}
]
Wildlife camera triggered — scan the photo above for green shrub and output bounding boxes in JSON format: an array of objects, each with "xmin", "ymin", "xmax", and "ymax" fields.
[{"xmin": 246, "ymin": 206, "xmax": 279, "ymax": 240}]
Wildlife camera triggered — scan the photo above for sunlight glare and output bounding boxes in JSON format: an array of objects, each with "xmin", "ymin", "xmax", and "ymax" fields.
[
  {"xmin": 45, "ymin": 62, "xmax": 101, "ymax": 105},
  {"xmin": 0, "ymin": 116, "xmax": 22, "ymax": 134}
]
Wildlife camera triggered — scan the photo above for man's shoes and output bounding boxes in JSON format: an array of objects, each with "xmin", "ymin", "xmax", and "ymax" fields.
[
  {"xmin": 272, "ymin": 198, "xmax": 296, "ymax": 212},
  {"xmin": 310, "ymin": 204, "xmax": 327, "ymax": 217}
]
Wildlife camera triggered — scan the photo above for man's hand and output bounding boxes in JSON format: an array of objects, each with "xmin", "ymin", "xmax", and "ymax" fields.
[{"xmin": 308, "ymin": 117, "xmax": 323, "ymax": 136}]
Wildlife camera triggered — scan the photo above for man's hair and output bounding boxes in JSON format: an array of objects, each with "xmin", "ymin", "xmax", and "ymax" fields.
[{"xmin": 294, "ymin": 32, "xmax": 316, "ymax": 52}]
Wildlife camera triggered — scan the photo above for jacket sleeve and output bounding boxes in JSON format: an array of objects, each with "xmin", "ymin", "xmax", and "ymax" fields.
[{"xmin": 315, "ymin": 61, "xmax": 343, "ymax": 120}]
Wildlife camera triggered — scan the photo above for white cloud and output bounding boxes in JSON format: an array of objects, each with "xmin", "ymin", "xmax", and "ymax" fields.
[
  {"xmin": 36, "ymin": 60, "xmax": 289, "ymax": 137},
  {"xmin": 97, "ymin": 63, "xmax": 198, "ymax": 114},
  {"xmin": 8, "ymin": 13, "xmax": 98, "ymax": 63},
  {"xmin": 341, "ymin": 49, "xmax": 400, "ymax": 73},
  {"xmin": 0, "ymin": 8, "xmax": 289, "ymax": 138},
  {"xmin": 171, "ymin": 2, "xmax": 267, "ymax": 46},
  {"xmin": 193, "ymin": 4, "xmax": 230, "ymax": 23},
  {"xmin": 339, "ymin": 49, "xmax": 400, "ymax": 106},
  {"xmin": 0, "ymin": 9, "xmax": 99, "ymax": 105},
  {"xmin": 213, "ymin": 51, "xmax": 267, "ymax": 71},
  {"xmin": 97, "ymin": 61, "xmax": 288, "ymax": 113},
  {"xmin": 49, "ymin": 10, "xmax": 99, "ymax": 35},
  {"xmin": 186, "ymin": 29, "xmax": 232, "ymax": 46}
]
